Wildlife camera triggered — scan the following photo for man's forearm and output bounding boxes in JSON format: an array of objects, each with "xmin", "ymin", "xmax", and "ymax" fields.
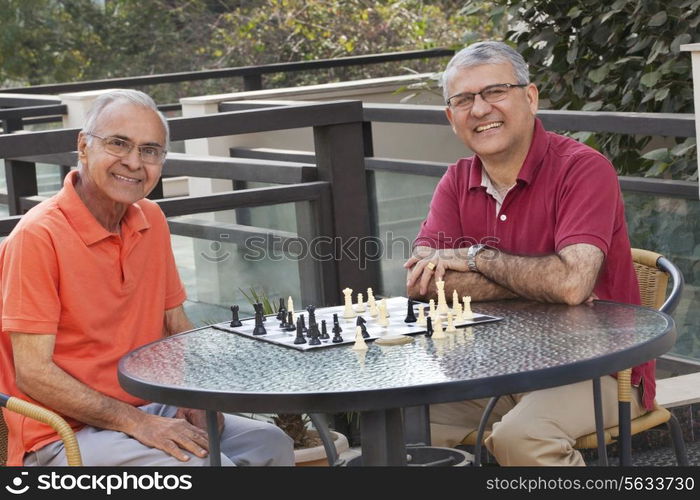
[
  {"xmin": 475, "ymin": 247, "xmax": 599, "ymax": 305},
  {"xmin": 407, "ymin": 269, "xmax": 517, "ymax": 302},
  {"xmin": 17, "ymin": 362, "xmax": 143, "ymax": 436}
]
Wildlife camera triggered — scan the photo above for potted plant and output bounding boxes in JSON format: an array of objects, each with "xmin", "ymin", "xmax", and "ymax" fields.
[
  {"xmin": 240, "ymin": 287, "xmax": 349, "ymax": 466},
  {"xmin": 273, "ymin": 413, "xmax": 349, "ymax": 466}
]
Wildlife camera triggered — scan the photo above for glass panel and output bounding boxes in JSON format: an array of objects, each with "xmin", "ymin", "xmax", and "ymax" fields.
[
  {"xmin": 624, "ymin": 191, "xmax": 700, "ymax": 362},
  {"xmin": 171, "ymin": 203, "xmax": 303, "ymax": 328},
  {"xmin": 370, "ymin": 170, "xmax": 440, "ymax": 296}
]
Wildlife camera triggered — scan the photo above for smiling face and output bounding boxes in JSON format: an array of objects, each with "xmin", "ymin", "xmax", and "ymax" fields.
[
  {"xmin": 445, "ymin": 62, "xmax": 539, "ymax": 171},
  {"xmin": 76, "ymin": 101, "xmax": 166, "ymax": 218}
]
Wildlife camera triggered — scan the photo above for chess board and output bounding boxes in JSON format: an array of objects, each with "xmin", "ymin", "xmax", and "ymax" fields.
[{"xmin": 212, "ymin": 296, "xmax": 502, "ymax": 351}]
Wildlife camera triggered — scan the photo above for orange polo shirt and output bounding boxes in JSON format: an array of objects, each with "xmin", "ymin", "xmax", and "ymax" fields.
[{"xmin": 0, "ymin": 170, "xmax": 186, "ymax": 465}]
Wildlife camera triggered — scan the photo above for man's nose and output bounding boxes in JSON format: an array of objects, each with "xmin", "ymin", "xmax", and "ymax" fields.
[
  {"xmin": 469, "ymin": 94, "xmax": 492, "ymax": 117},
  {"xmin": 121, "ymin": 147, "xmax": 142, "ymax": 169}
]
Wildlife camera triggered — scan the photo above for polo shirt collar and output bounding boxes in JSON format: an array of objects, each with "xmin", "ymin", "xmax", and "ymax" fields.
[
  {"xmin": 56, "ymin": 170, "xmax": 151, "ymax": 246},
  {"xmin": 467, "ymin": 118, "xmax": 550, "ymax": 190}
]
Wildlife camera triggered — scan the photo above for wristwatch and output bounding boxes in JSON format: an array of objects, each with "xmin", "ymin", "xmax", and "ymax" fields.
[{"xmin": 466, "ymin": 244, "xmax": 486, "ymax": 272}]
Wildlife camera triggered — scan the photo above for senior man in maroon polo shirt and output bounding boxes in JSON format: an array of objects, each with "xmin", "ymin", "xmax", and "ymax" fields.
[{"xmin": 404, "ymin": 41, "xmax": 649, "ymax": 466}]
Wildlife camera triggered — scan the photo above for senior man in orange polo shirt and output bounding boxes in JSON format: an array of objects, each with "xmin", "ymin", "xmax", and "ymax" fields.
[{"xmin": 0, "ymin": 89, "xmax": 294, "ymax": 466}]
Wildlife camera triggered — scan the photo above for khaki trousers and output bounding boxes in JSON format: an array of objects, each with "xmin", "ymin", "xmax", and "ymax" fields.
[{"xmin": 430, "ymin": 375, "xmax": 644, "ymax": 466}]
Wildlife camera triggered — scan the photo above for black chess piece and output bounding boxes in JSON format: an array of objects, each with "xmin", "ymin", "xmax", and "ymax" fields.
[
  {"xmin": 252, "ymin": 306, "xmax": 267, "ymax": 336},
  {"xmin": 293, "ymin": 317, "xmax": 307, "ymax": 344},
  {"xmin": 404, "ymin": 298, "xmax": 417, "ymax": 323},
  {"xmin": 283, "ymin": 311, "xmax": 296, "ymax": 331},
  {"xmin": 306, "ymin": 305, "xmax": 317, "ymax": 328},
  {"xmin": 276, "ymin": 298, "xmax": 287, "ymax": 321},
  {"xmin": 320, "ymin": 320, "xmax": 330, "ymax": 340},
  {"xmin": 300, "ymin": 314, "xmax": 308, "ymax": 335},
  {"xmin": 331, "ymin": 321, "xmax": 344, "ymax": 343},
  {"xmin": 356, "ymin": 316, "xmax": 369, "ymax": 339},
  {"xmin": 279, "ymin": 310, "xmax": 289, "ymax": 329},
  {"xmin": 229, "ymin": 305, "xmax": 242, "ymax": 327},
  {"xmin": 332, "ymin": 313, "xmax": 342, "ymax": 333},
  {"xmin": 254, "ymin": 302, "xmax": 266, "ymax": 322},
  {"xmin": 425, "ymin": 316, "xmax": 433, "ymax": 337},
  {"xmin": 308, "ymin": 322, "xmax": 321, "ymax": 346}
]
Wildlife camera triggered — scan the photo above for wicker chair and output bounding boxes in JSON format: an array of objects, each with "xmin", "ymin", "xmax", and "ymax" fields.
[
  {"xmin": 464, "ymin": 248, "xmax": 688, "ymax": 466},
  {"xmin": 1, "ymin": 393, "xmax": 82, "ymax": 466}
]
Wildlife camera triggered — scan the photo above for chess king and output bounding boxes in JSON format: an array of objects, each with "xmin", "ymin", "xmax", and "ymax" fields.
[
  {"xmin": 0, "ymin": 89, "xmax": 293, "ymax": 467},
  {"xmin": 404, "ymin": 41, "xmax": 646, "ymax": 466}
]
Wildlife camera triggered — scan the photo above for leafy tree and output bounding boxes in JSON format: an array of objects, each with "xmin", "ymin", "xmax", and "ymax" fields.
[
  {"xmin": 206, "ymin": 0, "xmax": 497, "ymax": 88},
  {"xmin": 464, "ymin": 0, "xmax": 698, "ymax": 180}
]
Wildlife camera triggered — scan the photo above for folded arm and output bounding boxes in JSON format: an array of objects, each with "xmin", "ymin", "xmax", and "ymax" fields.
[{"xmin": 405, "ymin": 243, "xmax": 603, "ymax": 305}]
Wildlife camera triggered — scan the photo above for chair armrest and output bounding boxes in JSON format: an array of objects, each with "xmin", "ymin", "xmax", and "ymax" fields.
[{"xmin": 3, "ymin": 396, "xmax": 82, "ymax": 466}]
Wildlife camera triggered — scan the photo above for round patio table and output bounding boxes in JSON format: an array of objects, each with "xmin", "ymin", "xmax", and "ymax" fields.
[{"xmin": 118, "ymin": 300, "xmax": 675, "ymax": 466}]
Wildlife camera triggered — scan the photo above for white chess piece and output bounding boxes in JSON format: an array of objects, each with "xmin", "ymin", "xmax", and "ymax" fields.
[
  {"xmin": 367, "ymin": 289, "xmax": 377, "ymax": 317},
  {"xmin": 343, "ymin": 287, "xmax": 356, "ymax": 318},
  {"xmin": 454, "ymin": 302, "xmax": 464, "ymax": 323},
  {"xmin": 352, "ymin": 325, "xmax": 368, "ymax": 350},
  {"xmin": 355, "ymin": 292, "xmax": 366, "ymax": 312},
  {"xmin": 379, "ymin": 298, "xmax": 389, "ymax": 317},
  {"xmin": 417, "ymin": 305, "xmax": 427, "ymax": 326},
  {"xmin": 452, "ymin": 289, "xmax": 460, "ymax": 310},
  {"xmin": 429, "ymin": 299, "xmax": 436, "ymax": 318},
  {"xmin": 436, "ymin": 279, "xmax": 449, "ymax": 315},
  {"xmin": 287, "ymin": 296, "xmax": 295, "ymax": 322},
  {"xmin": 445, "ymin": 309, "xmax": 457, "ymax": 333},
  {"xmin": 377, "ymin": 301, "xmax": 389, "ymax": 327},
  {"xmin": 432, "ymin": 314, "xmax": 446, "ymax": 339},
  {"xmin": 462, "ymin": 296, "xmax": 474, "ymax": 320}
]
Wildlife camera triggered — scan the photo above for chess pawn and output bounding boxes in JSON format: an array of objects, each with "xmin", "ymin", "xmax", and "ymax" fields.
[
  {"xmin": 293, "ymin": 317, "xmax": 307, "ymax": 344},
  {"xmin": 377, "ymin": 302, "xmax": 389, "ymax": 327},
  {"xmin": 404, "ymin": 298, "xmax": 417, "ymax": 323},
  {"xmin": 429, "ymin": 299, "xmax": 436, "ymax": 319},
  {"xmin": 342, "ymin": 287, "xmax": 356, "ymax": 319},
  {"xmin": 452, "ymin": 289, "xmax": 460, "ymax": 311},
  {"xmin": 416, "ymin": 305, "xmax": 427, "ymax": 326},
  {"xmin": 355, "ymin": 293, "xmax": 366, "ymax": 313},
  {"xmin": 352, "ymin": 326, "xmax": 368, "ymax": 351},
  {"xmin": 432, "ymin": 314, "xmax": 446, "ymax": 339},
  {"xmin": 462, "ymin": 296, "xmax": 474, "ymax": 320},
  {"xmin": 380, "ymin": 298, "xmax": 389, "ymax": 317},
  {"xmin": 284, "ymin": 311, "xmax": 296, "ymax": 331},
  {"xmin": 445, "ymin": 310, "xmax": 457, "ymax": 333},
  {"xmin": 320, "ymin": 320, "xmax": 330, "ymax": 340},
  {"xmin": 453, "ymin": 302, "xmax": 465, "ymax": 323}
]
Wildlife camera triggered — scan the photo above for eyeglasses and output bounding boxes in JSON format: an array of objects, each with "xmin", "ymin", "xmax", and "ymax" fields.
[
  {"xmin": 86, "ymin": 133, "xmax": 167, "ymax": 164},
  {"xmin": 446, "ymin": 83, "xmax": 527, "ymax": 111}
]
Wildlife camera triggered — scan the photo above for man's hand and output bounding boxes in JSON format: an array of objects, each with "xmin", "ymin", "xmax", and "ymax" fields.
[
  {"xmin": 129, "ymin": 412, "xmax": 213, "ymax": 462},
  {"xmin": 404, "ymin": 246, "xmax": 470, "ymax": 296}
]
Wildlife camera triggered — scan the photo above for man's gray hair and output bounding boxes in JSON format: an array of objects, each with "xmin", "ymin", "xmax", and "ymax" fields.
[
  {"xmin": 82, "ymin": 89, "xmax": 170, "ymax": 150},
  {"xmin": 441, "ymin": 41, "xmax": 530, "ymax": 102}
]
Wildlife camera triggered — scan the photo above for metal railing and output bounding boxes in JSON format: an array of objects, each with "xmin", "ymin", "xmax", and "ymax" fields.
[{"xmin": 0, "ymin": 101, "xmax": 381, "ymax": 307}]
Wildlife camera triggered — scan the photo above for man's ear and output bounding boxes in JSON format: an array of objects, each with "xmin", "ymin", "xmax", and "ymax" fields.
[{"xmin": 77, "ymin": 132, "xmax": 88, "ymax": 158}]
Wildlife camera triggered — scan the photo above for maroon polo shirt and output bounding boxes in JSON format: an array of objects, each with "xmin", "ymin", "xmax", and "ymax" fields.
[{"xmin": 415, "ymin": 118, "xmax": 655, "ymax": 410}]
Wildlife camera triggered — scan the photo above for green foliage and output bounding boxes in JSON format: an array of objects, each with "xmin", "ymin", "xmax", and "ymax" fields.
[
  {"xmin": 239, "ymin": 286, "xmax": 275, "ymax": 314},
  {"xmin": 189, "ymin": 0, "xmax": 497, "ymax": 89},
  {"xmin": 466, "ymin": 0, "xmax": 698, "ymax": 180},
  {"xmin": 1, "ymin": 0, "xmax": 498, "ymax": 102}
]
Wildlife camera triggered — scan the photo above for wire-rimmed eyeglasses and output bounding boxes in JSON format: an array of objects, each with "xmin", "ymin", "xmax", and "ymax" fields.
[
  {"xmin": 86, "ymin": 133, "xmax": 167, "ymax": 164},
  {"xmin": 446, "ymin": 83, "xmax": 528, "ymax": 111}
]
